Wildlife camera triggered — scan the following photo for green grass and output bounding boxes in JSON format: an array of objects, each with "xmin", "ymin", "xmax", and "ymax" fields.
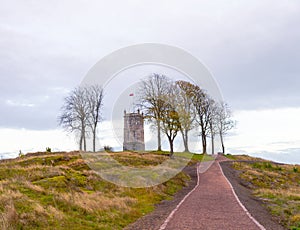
[
  {"xmin": 189, "ymin": 153, "xmax": 214, "ymax": 163},
  {"xmin": 110, "ymin": 151, "xmax": 215, "ymax": 167},
  {"xmin": 224, "ymin": 154, "xmax": 267, "ymax": 161},
  {"xmin": 232, "ymin": 160, "xmax": 300, "ymax": 229},
  {"xmin": 109, "ymin": 151, "xmax": 168, "ymax": 167},
  {"xmin": 224, "ymin": 153, "xmax": 236, "ymax": 160},
  {"xmin": 0, "ymin": 151, "xmax": 191, "ymax": 230}
]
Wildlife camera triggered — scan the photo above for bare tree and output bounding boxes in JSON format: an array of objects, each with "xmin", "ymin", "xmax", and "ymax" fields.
[
  {"xmin": 191, "ymin": 85, "xmax": 213, "ymax": 154},
  {"xmin": 86, "ymin": 85, "xmax": 104, "ymax": 152},
  {"xmin": 160, "ymin": 84, "xmax": 181, "ymax": 157},
  {"xmin": 216, "ymin": 102, "xmax": 235, "ymax": 154},
  {"xmin": 58, "ymin": 87, "xmax": 89, "ymax": 151},
  {"xmin": 175, "ymin": 80, "xmax": 196, "ymax": 152},
  {"xmin": 138, "ymin": 73, "xmax": 172, "ymax": 151},
  {"xmin": 58, "ymin": 85, "xmax": 104, "ymax": 152},
  {"xmin": 207, "ymin": 99, "xmax": 218, "ymax": 154}
]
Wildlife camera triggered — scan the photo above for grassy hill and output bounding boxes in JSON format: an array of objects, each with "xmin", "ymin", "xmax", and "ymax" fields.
[
  {"xmin": 3, "ymin": 151, "xmax": 298, "ymax": 229},
  {"xmin": 226, "ymin": 154, "xmax": 300, "ymax": 230},
  {"xmin": 0, "ymin": 151, "xmax": 205, "ymax": 230}
]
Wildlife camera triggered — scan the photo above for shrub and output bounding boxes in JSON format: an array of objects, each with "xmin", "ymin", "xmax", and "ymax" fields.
[
  {"xmin": 18, "ymin": 150, "xmax": 24, "ymax": 158},
  {"xmin": 103, "ymin": 145, "xmax": 113, "ymax": 152},
  {"xmin": 46, "ymin": 147, "xmax": 51, "ymax": 153}
]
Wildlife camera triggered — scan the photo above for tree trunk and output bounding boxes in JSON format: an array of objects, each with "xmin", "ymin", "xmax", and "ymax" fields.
[
  {"xmin": 181, "ymin": 129, "xmax": 190, "ymax": 152},
  {"xmin": 220, "ymin": 131, "xmax": 225, "ymax": 154},
  {"xmin": 83, "ymin": 136, "xmax": 86, "ymax": 151},
  {"xmin": 79, "ymin": 134, "xmax": 83, "ymax": 151},
  {"xmin": 168, "ymin": 136, "xmax": 174, "ymax": 158},
  {"xmin": 92, "ymin": 128, "xmax": 96, "ymax": 152},
  {"xmin": 211, "ymin": 133, "xmax": 214, "ymax": 155},
  {"xmin": 83, "ymin": 127, "xmax": 86, "ymax": 151},
  {"xmin": 157, "ymin": 121, "xmax": 162, "ymax": 151},
  {"xmin": 201, "ymin": 132, "xmax": 207, "ymax": 154},
  {"xmin": 170, "ymin": 143, "xmax": 174, "ymax": 156}
]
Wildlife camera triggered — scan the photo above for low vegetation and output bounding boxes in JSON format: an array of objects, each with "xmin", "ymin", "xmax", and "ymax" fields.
[
  {"xmin": 108, "ymin": 151, "xmax": 214, "ymax": 167},
  {"xmin": 0, "ymin": 151, "xmax": 201, "ymax": 230},
  {"xmin": 224, "ymin": 154, "xmax": 267, "ymax": 161},
  {"xmin": 232, "ymin": 158, "xmax": 300, "ymax": 230},
  {"xmin": 189, "ymin": 153, "xmax": 215, "ymax": 164}
]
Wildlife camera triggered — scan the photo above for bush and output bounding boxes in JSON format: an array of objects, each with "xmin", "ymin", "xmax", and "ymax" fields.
[
  {"xmin": 46, "ymin": 147, "xmax": 51, "ymax": 153},
  {"xmin": 18, "ymin": 150, "xmax": 24, "ymax": 158},
  {"xmin": 104, "ymin": 145, "xmax": 113, "ymax": 152}
]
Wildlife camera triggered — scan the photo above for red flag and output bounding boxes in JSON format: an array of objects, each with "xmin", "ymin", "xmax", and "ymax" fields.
[{"xmin": 129, "ymin": 93, "xmax": 134, "ymax": 96}]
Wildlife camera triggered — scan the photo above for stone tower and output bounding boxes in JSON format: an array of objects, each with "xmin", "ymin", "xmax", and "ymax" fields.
[{"xmin": 123, "ymin": 109, "xmax": 145, "ymax": 151}]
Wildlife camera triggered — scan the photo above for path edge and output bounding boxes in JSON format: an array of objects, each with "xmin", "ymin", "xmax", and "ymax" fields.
[
  {"xmin": 217, "ymin": 161, "xmax": 266, "ymax": 230},
  {"xmin": 158, "ymin": 162, "xmax": 201, "ymax": 230}
]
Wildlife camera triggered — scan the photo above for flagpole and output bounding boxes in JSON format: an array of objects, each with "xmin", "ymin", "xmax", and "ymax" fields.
[{"xmin": 129, "ymin": 92, "xmax": 134, "ymax": 113}]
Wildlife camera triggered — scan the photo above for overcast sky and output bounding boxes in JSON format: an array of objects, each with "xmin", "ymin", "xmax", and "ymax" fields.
[{"xmin": 1, "ymin": 1, "xmax": 300, "ymax": 163}]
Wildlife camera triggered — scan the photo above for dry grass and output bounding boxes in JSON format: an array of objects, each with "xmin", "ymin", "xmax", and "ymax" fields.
[
  {"xmin": 233, "ymin": 160, "xmax": 300, "ymax": 229},
  {"xmin": 0, "ymin": 199, "xmax": 18, "ymax": 230},
  {"xmin": 23, "ymin": 181, "xmax": 46, "ymax": 193},
  {"xmin": 255, "ymin": 187, "xmax": 300, "ymax": 200},
  {"xmin": 0, "ymin": 151, "xmax": 190, "ymax": 229},
  {"xmin": 55, "ymin": 191, "xmax": 136, "ymax": 213},
  {"xmin": 109, "ymin": 151, "xmax": 168, "ymax": 167},
  {"xmin": 226, "ymin": 154, "xmax": 269, "ymax": 161}
]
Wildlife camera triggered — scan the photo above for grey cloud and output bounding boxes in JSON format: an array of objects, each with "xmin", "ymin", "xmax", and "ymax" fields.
[
  {"xmin": 0, "ymin": 88, "xmax": 66, "ymax": 129},
  {"xmin": 206, "ymin": 8, "xmax": 300, "ymax": 109},
  {"xmin": 227, "ymin": 148, "xmax": 300, "ymax": 164},
  {"xmin": 256, "ymin": 148, "xmax": 300, "ymax": 165},
  {"xmin": 1, "ymin": 0, "xmax": 300, "ymax": 130}
]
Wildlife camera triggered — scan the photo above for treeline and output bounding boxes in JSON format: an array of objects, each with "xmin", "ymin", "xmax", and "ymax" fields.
[
  {"xmin": 137, "ymin": 73, "xmax": 234, "ymax": 156},
  {"xmin": 58, "ymin": 74, "xmax": 234, "ymax": 155},
  {"xmin": 58, "ymin": 85, "xmax": 104, "ymax": 152}
]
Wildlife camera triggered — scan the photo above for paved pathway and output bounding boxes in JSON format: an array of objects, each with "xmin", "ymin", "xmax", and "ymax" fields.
[{"xmin": 159, "ymin": 156, "xmax": 265, "ymax": 230}]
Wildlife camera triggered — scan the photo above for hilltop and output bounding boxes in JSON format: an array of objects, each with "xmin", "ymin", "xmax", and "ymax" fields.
[
  {"xmin": 221, "ymin": 155, "xmax": 300, "ymax": 230},
  {"xmin": 0, "ymin": 151, "xmax": 198, "ymax": 230},
  {"xmin": 0, "ymin": 151, "xmax": 299, "ymax": 230}
]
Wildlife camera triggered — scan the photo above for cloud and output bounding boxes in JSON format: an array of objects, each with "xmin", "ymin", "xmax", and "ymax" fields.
[
  {"xmin": 0, "ymin": 87, "xmax": 70, "ymax": 129},
  {"xmin": 249, "ymin": 149, "xmax": 300, "ymax": 165},
  {"xmin": 226, "ymin": 107, "xmax": 300, "ymax": 164},
  {"xmin": 0, "ymin": 0, "xmax": 300, "ymax": 167},
  {"xmin": 6, "ymin": 99, "xmax": 35, "ymax": 108},
  {"xmin": 0, "ymin": 128, "xmax": 77, "ymax": 157}
]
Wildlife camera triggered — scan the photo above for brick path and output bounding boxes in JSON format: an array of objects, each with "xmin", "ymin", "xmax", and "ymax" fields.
[{"xmin": 159, "ymin": 156, "xmax": 265, "ymax": 230}]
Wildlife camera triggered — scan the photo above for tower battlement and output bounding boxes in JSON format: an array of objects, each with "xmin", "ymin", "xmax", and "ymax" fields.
[{"xmin": 123, "ymin": 109, "xmax": 145, "ymax": 151}]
